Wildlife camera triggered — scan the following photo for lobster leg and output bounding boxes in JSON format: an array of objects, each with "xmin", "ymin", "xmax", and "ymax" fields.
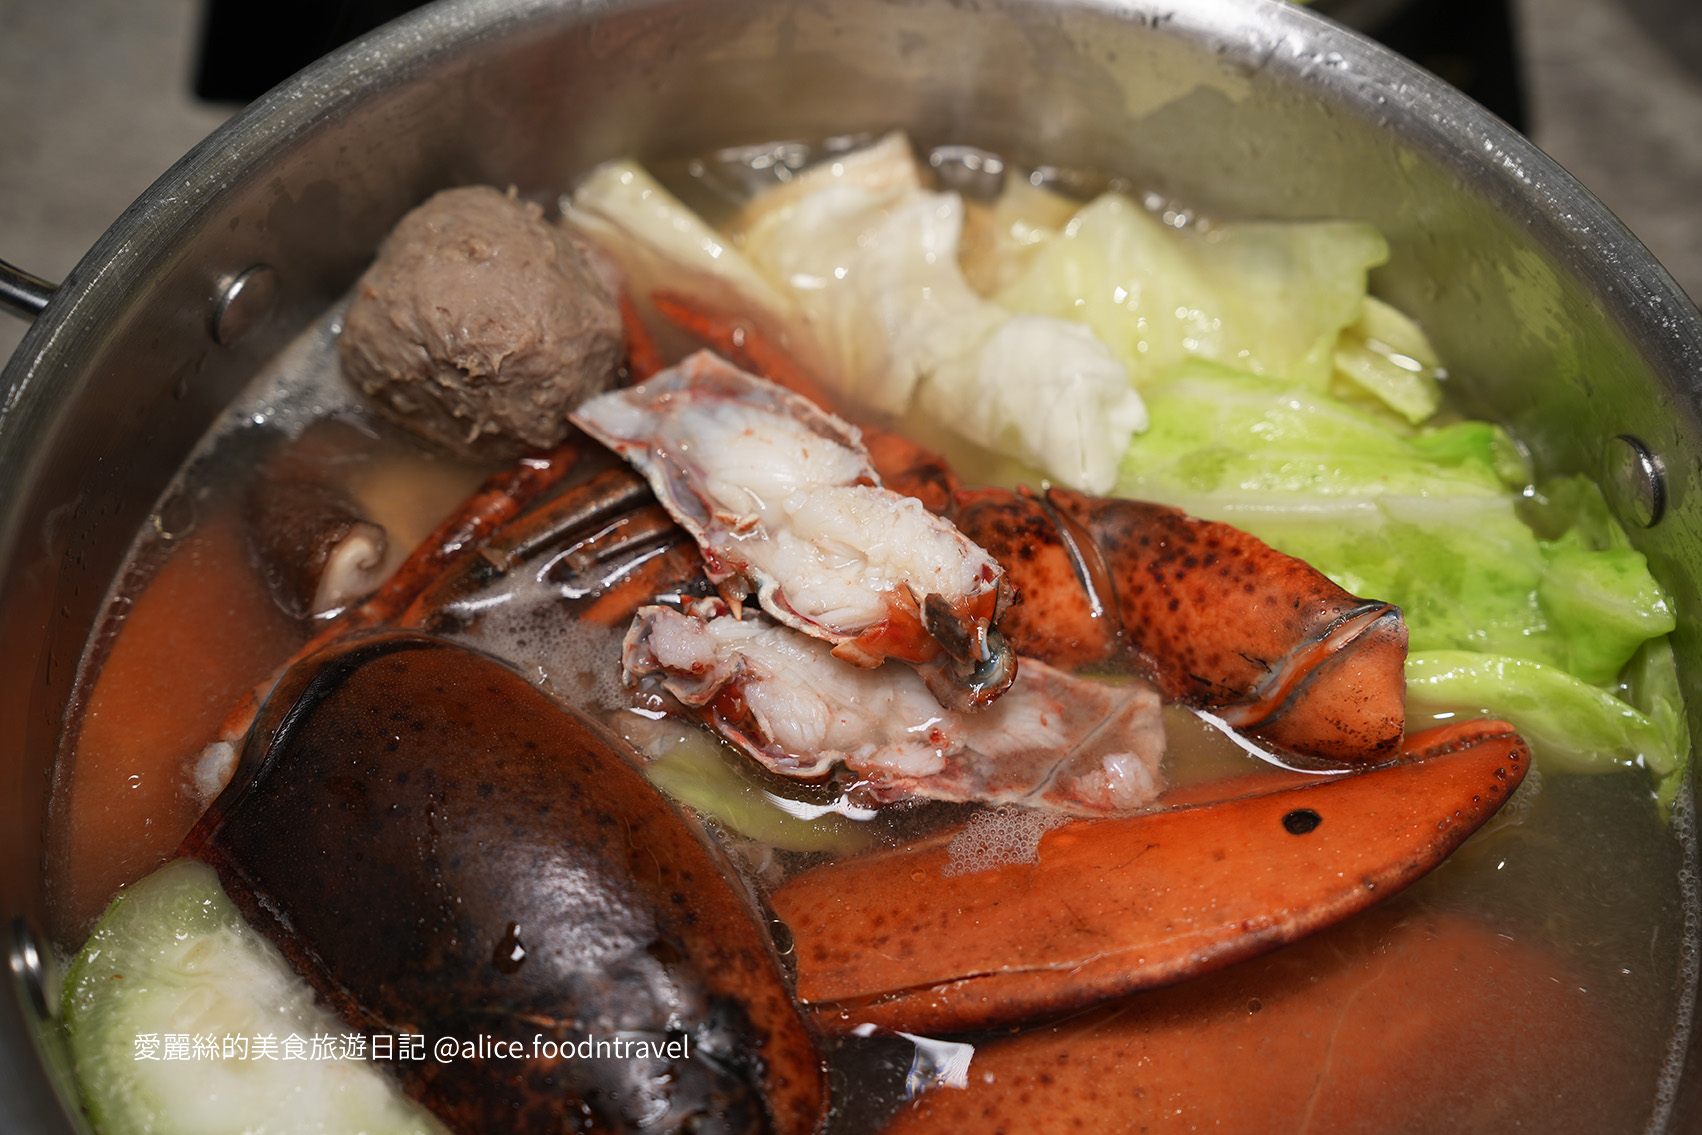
[
  {"xmin": 396, "ymin": 465, "xmax": 693, "ymax": 629},
  {"xmin": 618, "ymin": 289, "xmax": 667, "ymax": 381},
  {"xmin": 353, "ymin": 440, "xmax": 583, "ymax": 626},
  {"xmin": 651, "ymin": 290, "xmax": 842, "ymax": 411},
  {"xmin": 195, "ymin": 447, "xmax": 682, "ymax": 804},
  {"xmin": 771, "ymin": 719, "xmax": 1526, "ymax": 1036}
]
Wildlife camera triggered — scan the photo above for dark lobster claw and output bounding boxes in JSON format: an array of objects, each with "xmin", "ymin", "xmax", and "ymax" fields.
[{"xmin": 182, "ymin": 633, "xmax": 825, "ymax": 1135}]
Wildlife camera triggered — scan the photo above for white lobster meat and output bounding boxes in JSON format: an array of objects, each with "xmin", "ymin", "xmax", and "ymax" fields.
[
  {"xmin": 623, "ymin": 601, "xmax": 1165, "ymax": 816},
  {"xmin": 572, "ymin": 351, "xmax": 1015, "ymax": 709}
]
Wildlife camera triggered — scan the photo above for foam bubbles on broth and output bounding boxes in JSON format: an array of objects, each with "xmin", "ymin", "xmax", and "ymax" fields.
[{"xmin": 941, "ymin": 806, "xmax": 1071, "ymax": 877}]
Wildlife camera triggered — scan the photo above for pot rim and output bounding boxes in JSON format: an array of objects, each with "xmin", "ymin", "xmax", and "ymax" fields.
[
  {"xmin": 3, "ymin": 2, "xmax": 1700, "ymax": 1134},
  {"xmin": 6, "ymin": 0, "xmax": 1701, "ymax": 420}
]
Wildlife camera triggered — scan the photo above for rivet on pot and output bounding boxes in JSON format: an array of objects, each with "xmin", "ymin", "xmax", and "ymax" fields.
[
  {"xmin": 9, "ymin": 916, "xmax": 54, "ymax": 1020},
  {"xmin": 1602, "ymin": 435, "xmax": 1666, "ymax": 529},
  {"xmin": 210, "ymin": 265, "xmax": 278, "ymax": 347}
]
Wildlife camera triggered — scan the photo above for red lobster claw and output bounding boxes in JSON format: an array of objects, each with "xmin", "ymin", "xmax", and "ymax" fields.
[
  {"xmin": 956, "ymin": 486, "xmax": 1410, "ymax": 761},
  {"xmin": 771, "ymin": 719, "xmax": 1527, "ymax": 1035}
]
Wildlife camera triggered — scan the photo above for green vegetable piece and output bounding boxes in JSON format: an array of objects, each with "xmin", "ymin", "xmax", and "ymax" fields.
[
  {"xmin": 1257, "ymin": 495, "xmax": 1553, "ymax": 658},
  {"xmin": 1537, "ymin": 543, "xmax": 1675, "ymax": 686},
  {"xmin": 62, "ymin": 858, "xmax": 444, "ymax": 1135},
  {"xmin": 1657, "ymin": 768, "xmax": 1687, "ymax": 816},
  {"xmin": 1117, "ymin": 369, "xmax": 1676, "ymax": 712},
  {"xmin": 643, "ymin": 728, "xmax": 874, "ymax": 855},
  {"xmin": 1248, "ymin": 494, "xmax": 1668, "ymax": 685},
  {"xmin": 1520, "ymin": 472, "xmax": 1632, "ymax": 549},
  {"xmin": 1621, "ymin": 636, "xmax": 1693, "ymax": 814},
  {"xmin": 1622, "ymin": 636, "xmax": 1692, "ymax": 758},
  {"xmin": 1331, "ymin": 297, "xmax": 1447, "ymax": 424},
  {"xmin": 1408, "ymin": 420, "xmax": 1531, "ymax": 488},
  {"xmin": 1115, "ymin": 366, "xmax": 1509, "ymax": 514},
  {"xmin": 998, "ymin": 194, "xmax": 1387, "ymax": 388},
  {"xmin": 1406, "ymin": 651, "xmax": 1677, "ymax": 778},
  {"xmin": 1332, "ymin": 336, "xmax": 1441, "ymax": 425},
  {"xmin": 1352, "ymin": 294, "xmax": 1443, "ymax": 368}
]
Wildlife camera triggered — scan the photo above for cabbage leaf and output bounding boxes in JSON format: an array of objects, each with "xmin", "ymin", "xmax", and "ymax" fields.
[
  {"xmin": 730, "ymin": 134, "xmax": 1148, "ymax": 492},
  {"xmin": 567, "ymin": 139, "xmax": 1148, "ymax": 493},
  {"xmin": 1114, "ymin": 366, "xmax": 1680, "ymax": 786},
  {"xmin": 1406, "ymin": 651, "xmax": 1677, "ymax": 779},
  {"xmin": 997, "ymin": 194, "xmax": 1388, "ymax": 390},
  {"xmin": 1331, "ymin": 295, "xmax": 1446, "ymax": 423},
  {"xmin": 564, "ymin": 158, "xmax": 796, "ymax": 327}
]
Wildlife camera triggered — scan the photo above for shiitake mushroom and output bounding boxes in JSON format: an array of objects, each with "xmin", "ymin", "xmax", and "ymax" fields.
[{"xmin": 245, "ymin": 420, "xmax": 389, "ymax": 619}]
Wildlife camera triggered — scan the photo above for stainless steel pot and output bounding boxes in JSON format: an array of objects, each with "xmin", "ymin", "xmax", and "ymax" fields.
[{"xmin": 4, "ymin": 0, "xmax": 1702, "ymax": 1130}]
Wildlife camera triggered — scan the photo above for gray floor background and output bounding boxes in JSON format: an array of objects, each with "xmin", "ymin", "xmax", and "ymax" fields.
[{"xmin": 2, "ymin": 0, "xmax": 1700, "ymax": 367}]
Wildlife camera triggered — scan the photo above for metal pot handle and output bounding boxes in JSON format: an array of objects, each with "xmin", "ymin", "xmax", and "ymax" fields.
[{"xmin": 0, "ymin": 259, "xmax": 57, "ymax": 322}]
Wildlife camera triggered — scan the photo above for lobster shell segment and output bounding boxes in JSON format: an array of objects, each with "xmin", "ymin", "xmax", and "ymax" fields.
[{"xmin": 772, "ymin": 718, "xmax": 1526, "ymax": 1036}]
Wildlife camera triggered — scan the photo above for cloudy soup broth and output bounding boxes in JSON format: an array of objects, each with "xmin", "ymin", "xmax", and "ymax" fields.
[{"xmin": 45, "ymin": 136, "xmax": 1700, "ymax": 1135}]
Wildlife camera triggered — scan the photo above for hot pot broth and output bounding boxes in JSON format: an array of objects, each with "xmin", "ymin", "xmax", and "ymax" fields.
[{"xmin": 44, "ymin": 138, "xmax": 1697, "ymax": 1134}]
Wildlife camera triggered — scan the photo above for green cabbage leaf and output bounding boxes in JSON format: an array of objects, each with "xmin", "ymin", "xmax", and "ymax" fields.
[
  {"xmin": 566, "ymin": 138, "xmax": 1149, "ymax": 493},
  {"xmin": 1112, "ymin": 365, "xmax": 1681, "ymax": 787},
  {"xmin": 996, "ymin": 194, "xmax": 1388, "ymax": 391}
]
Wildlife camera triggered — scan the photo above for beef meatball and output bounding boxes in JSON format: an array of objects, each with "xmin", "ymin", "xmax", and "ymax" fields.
[{"xmin": 339, "ymin": 185, "xmax": 624, "ymax": 459}]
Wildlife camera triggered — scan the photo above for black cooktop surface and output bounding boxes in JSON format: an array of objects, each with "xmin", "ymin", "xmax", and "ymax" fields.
[{"xmin": 194, "ymin": 0, "xmax": 1527, "ymax": 132}]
